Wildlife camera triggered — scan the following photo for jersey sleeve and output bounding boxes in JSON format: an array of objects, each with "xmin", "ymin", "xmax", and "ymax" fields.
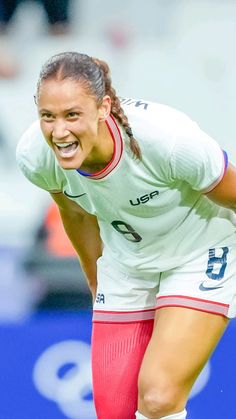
[
  {"xmin": 169, "ymin": 123, "xmax": 228, "ymax": 192},
  {"xmin": 17, "ymin": 156, "xmax": 58, "ymax": 191},
  {"xmin": 16, "ymin": 121, "xmax": 62, "ymax": 192}
]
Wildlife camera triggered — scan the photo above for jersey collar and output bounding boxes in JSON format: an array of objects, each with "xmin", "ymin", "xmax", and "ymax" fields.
[{"xmin": 76, "ymin": 115, "xmax": 123, "ymax": 180}]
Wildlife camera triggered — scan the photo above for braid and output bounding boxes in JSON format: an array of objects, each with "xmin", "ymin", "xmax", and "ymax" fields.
[{"xmin": 92, "ymin": 58, "xmax": 142, "ymax": 160}]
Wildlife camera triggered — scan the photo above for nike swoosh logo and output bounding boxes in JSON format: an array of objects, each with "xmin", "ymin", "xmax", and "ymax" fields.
[
  {"xmin": 199, "ymin": 284, "xmax": 223, "ymax": 291},
  {"xmin": 64, "ymin": 191, "xmax": 86, "ymax": 198}
]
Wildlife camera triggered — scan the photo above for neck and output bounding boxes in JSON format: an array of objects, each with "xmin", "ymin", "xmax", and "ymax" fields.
[{"xmin": 80, "ymin": 119, "xmax": 114, "ymax": 173}]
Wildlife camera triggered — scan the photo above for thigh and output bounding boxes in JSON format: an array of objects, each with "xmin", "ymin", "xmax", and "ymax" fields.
[
  {"xmin": 92, "ymin": 320, "xmax": 154, "ymax": 419},
  {"xmin": 138, "ymin": 306, "xmax": 228, "ymax": 406},
  {"xmin": 138, "ymin": 245, "xmax": 235, "ymax": 408}
]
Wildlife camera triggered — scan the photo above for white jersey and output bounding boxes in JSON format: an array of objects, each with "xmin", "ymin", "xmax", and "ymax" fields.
[{"xmin": 16, "ymin": 99, "xmax": 236, "ymax": 275}]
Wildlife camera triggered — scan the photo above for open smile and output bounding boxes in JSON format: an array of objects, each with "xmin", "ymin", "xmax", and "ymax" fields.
[{"xmin": 55, "ymin": 141, "xmax": 79, "ymax": 158}]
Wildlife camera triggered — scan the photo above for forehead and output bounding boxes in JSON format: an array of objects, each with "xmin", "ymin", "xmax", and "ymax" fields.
[{"xmin": 38, "ymin": 78, "xmax": 95, "ymax": 108}]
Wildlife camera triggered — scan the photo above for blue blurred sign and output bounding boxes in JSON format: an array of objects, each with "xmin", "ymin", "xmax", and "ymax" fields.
[
  {"xmin": 0, "ymin": 311, "xmax": 235, "ymax": 419},
  {"xmin": 0, "ymin": 311, "xmax": 96, "ymax": 419}
]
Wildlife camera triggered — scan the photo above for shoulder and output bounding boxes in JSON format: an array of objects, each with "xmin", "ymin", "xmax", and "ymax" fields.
[
  {"xmin": 16, "ymin": 120, "xmax": 51, "ymax": 169},
  {"xmin": 120, "ymin": 98, "xmax": 195, "ymax": 129},
  {"xmin": 120, "ymin": 98, "xmax": 198, "ymax": 165},
  {"xmin": 120, "ymin": 98, "xmax": 196, "ymax": 145},
  {"xmin": 120, "ymin": 99, "xmax": 224, "ymax": 188},
  {"xmin": 16, "ymin": 120, "xmax": 61, "ymax": 191}
]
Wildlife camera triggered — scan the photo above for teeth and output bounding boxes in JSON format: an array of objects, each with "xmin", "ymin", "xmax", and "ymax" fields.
[{"xmin": 56, "ymin": 142, "xmax": 74, "ymax": 148}]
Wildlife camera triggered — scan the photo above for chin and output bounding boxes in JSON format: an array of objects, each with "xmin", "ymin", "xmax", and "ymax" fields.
[{"xmin": 57, "ymin": 157, "xmax": 81, "ymax": 171}]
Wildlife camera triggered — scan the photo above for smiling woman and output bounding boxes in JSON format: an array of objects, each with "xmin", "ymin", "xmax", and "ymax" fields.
[{"xmin": 16, "ymin": 51, "xmax": 236, "ymax": 419}]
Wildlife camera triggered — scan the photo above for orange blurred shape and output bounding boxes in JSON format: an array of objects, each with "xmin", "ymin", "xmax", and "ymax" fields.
[{"xmin": 44, "ymin": 202, "xmax": 77, "ymax": 257}]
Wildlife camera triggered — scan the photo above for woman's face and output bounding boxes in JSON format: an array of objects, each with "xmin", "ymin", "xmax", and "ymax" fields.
[{"xmin": 37, "ymin": 78, "xmax": 111, "ymax": 170}]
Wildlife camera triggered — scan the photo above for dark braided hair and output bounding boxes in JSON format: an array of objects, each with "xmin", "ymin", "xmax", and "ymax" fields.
[{"xmin": 36, "ymin": 51, "xmax": 141, "ymax": 159}]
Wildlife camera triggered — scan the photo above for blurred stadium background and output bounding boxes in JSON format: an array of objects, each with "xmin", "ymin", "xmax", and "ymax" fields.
[{"xmin": 0, "ymin": 0, "xmax": 236, "ymax": 418}]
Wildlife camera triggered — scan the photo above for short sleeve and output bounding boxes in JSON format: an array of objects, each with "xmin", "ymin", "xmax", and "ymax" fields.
[
  {"xmin": 16, "ymin": 121, "xmax": 63, "ymax": 192},
  {"xmin": 17, "ymin": 156, "xmax": 57, "ymax": 191},
  {"xmin": 170, "ymin": 123, "xmax": 227, "ymax": 192}
]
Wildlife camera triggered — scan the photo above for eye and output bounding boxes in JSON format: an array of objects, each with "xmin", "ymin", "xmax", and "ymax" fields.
[
  {"xmin": 40, "ymin": 112, "xmax": 54, "ymax": 121},
  {"xmin": 67, "ymin": 112, "xmax": 79, "ymax": 119}
]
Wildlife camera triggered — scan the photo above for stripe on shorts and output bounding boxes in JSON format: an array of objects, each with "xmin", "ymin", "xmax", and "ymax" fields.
[
  {"xmin": 156, "ymin": 295, "xmax": 229, "ymax": 317},
  {"xmin": 93, "ymin": 308, "xmax": 156, "ymax": 323}
]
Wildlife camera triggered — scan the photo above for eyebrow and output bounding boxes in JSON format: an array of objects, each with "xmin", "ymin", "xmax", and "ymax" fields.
[
  {"xmin": 38, "ymin": 108, "xmax": 51, "ymax": 113},
  {"xmin": 39, "ymin": 107, "xmax": 82, "ymax": 113},
  {"xmin": 64, "ymin": 107, "xmax": 82, "ymax": 112}
]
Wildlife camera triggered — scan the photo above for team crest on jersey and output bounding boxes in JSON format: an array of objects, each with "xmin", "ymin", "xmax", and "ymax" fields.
[{"xmin": 129, "ymin": 190, "xmax": 159, "ymax": 206}]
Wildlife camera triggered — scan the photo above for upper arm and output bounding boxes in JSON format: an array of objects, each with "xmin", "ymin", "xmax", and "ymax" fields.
[
  {"xmin": 50, "ymin": 191, "xmax": 89, "ymax": 216},
  {"xmin": 205, "ymin": 163, "xmax": 236, "ymax": 210},
  {"xmin": 50, "ymin": 191, "xmax": 100, "ymax": 233}
]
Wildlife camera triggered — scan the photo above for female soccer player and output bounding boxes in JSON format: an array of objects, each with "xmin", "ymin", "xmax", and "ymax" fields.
[{"xmin": 16, "ymin": 52, "xmax": 236, "ymax": 419}]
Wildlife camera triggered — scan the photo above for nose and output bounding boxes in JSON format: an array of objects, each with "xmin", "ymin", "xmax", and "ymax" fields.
[{"xmin": 52, "ymin": 119, "xmax": 69, "ymax": 140}]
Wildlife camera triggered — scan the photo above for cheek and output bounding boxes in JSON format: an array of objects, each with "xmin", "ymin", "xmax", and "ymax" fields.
[
  {"xmin": 77, "ymin": 121, "xmax": 97, "ymax": 140},
  {"xmin": 40, "ymin": 122, "xmax": 51, "ymax": 138},
  {"xmin": 40, "ymin": 123, "xmax": 53, "ymax": 147}
]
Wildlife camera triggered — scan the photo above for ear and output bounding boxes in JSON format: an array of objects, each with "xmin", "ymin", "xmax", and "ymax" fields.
[{"xmin": 98, "ymin": 95, "xmax": 111, "ymax": 121}]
